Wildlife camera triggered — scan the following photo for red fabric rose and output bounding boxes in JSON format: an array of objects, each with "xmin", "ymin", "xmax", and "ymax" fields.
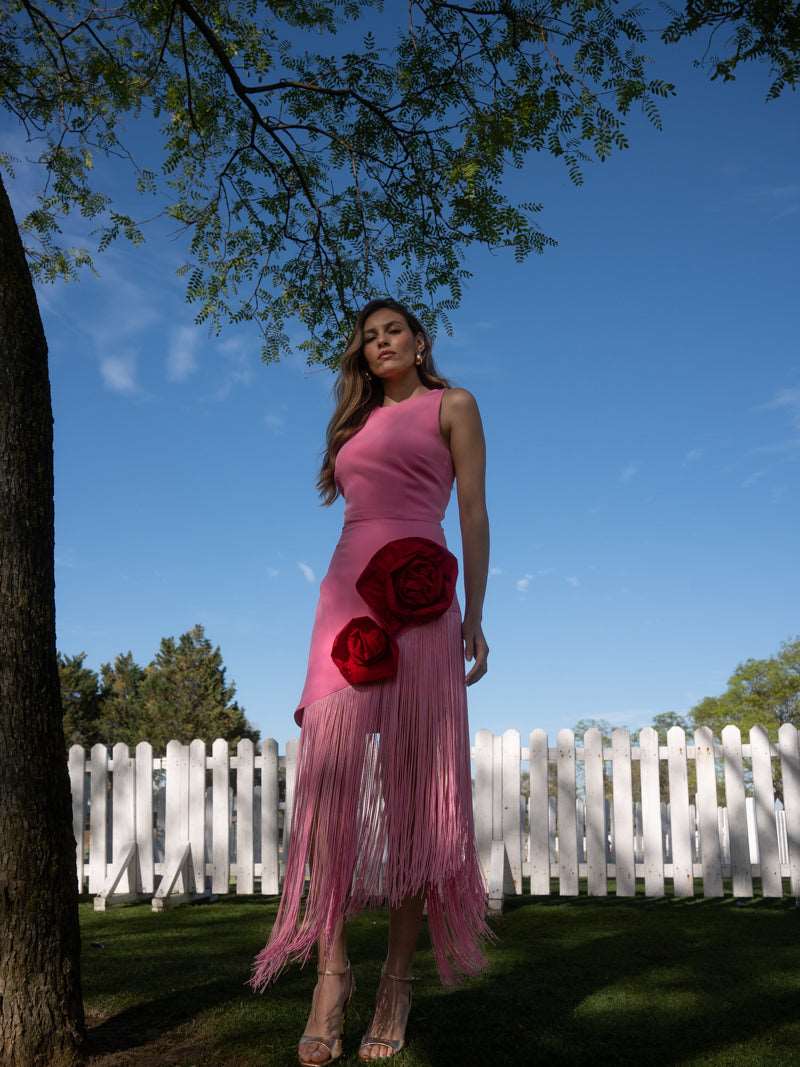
[
  {"xmin": 330, "ymin": 615, "xmax": 399, "ymax": 685},
  {"xmin": 355, "ymin": 536, "xmax": 458, "ymax": 635}
]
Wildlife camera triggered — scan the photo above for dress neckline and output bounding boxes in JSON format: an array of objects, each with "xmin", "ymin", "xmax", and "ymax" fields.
[{"xmin": 377, "ymin": 388, "xmax": 438, "ymax": 410}]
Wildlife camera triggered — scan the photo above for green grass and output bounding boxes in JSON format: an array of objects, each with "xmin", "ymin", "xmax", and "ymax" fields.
[{"xmin": 80, "ymin": 880, "xmax": 800, "ymax": 1065}]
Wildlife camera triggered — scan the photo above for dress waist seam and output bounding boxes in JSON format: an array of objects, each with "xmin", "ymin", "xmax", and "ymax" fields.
[{"xmin": 342, "ymin": 515, "xmax": 443, "ymax": 525}]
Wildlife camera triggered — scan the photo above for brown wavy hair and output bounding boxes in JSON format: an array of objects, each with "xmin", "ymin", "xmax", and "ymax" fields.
[{"xmin": 316, "ymin": 298, "xmax": 453, "ymax": 506}]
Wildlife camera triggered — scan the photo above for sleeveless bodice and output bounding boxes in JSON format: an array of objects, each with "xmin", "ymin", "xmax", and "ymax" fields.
[{"xmin": 334, "ymin": 388, "xmax": 454, "ymax": 524}]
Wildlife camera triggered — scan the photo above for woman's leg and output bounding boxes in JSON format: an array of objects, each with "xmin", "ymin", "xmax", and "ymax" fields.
[
  {"xmin": 319, "ymin": 914, "xmax": 349, "ymax": 970},
  {"xmin": 299, "ymin": 914, "xmax": 351, "ymax": 1065},
  {"xmin": 359, "ymin": 888, "xmax": 425, "ymax": 1061},
  {"xmin": 299, "ymin": 816, "xmax": 353, "ymax": 1064},
  {"xmin": 386, "ymin": 887, "xmax": 425, "ymax": 975}
]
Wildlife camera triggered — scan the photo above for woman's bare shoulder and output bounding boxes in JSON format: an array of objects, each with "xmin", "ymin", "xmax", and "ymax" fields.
[
  {"xmin": 439, "ymin": 388, "xmax": 481, "ymax": 448},
  {"xmin": 442, "ymin": 386, "xmax": 480, "ymax": 423}
]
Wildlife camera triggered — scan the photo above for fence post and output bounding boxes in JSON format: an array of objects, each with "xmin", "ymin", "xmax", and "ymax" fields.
[
  {"xmin": 778, "ymin": 723, "xmax": 800, "ymax": 900},
  {"xmin": 68, "ymin": 745, "xmax": 86, "ymax": 894},
  {"xmin": 136, "ymin": 741, "xmax": 155, "ymax": 894},
  {"xmin": 584, "ymin": 727, "xmax": 606, "ymax": 897},
  {"xmin": 695, "ymin": 725, "xmax": 723, "ymax": 897},
  {"xmin": 667, "ymin": 725, "xmax": 693, "ymax": 897},
  {"xmin": 502, "ymin": 728, "xmax": 522, "ymax": 895},
  {"xmin": 556, "ymin": 728, "xmax": 578, "ymax": 896},
  {"xmin": 611, "ymin": 727, "xmax": 635, "ymax": 896},
  {"xmin": 528, "ymin": 729, "xmax": 550, "ymax": 895},
  {"xmin": 750, "ymin": 725, "xmax": 782, "ymax": 897},
  {"xmin": 236, "ymin": 738, "xmax": 255, "ymax": 894}
]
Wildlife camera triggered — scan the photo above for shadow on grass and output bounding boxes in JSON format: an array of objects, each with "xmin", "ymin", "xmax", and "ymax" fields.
[{"xmin": 80, "ymin": 888, "xmax": 800, "ymax": 1066}]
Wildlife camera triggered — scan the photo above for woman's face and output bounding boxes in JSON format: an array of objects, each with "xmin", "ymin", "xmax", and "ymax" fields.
[{"xmin": 361, "ymin": 309, "xmax": 422, "ymax": 381}]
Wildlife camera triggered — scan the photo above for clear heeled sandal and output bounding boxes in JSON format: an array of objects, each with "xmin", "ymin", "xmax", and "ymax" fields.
[
  {"xmin": 297, "ymin": 959, "xmax": 355, "ymax": 1067},
  {"xmin": 357, "ymin": 965, "xmax": 418, "ymax": 1061}
]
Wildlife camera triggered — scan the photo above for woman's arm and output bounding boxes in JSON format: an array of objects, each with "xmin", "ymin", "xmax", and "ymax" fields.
[{"xmin": 444, "ymin": 388, "xmax": 490, "ymax": 686}]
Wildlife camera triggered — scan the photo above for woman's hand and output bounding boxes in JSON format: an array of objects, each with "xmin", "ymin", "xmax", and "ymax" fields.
[{"xmin": 462, "ymin": 616, "xmax": 489, "ymax": 685}]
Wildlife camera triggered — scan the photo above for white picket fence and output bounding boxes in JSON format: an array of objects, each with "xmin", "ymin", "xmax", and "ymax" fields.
[{"xmin": 68, "ymin": 723, "xmax": 800, "ymax": 912}]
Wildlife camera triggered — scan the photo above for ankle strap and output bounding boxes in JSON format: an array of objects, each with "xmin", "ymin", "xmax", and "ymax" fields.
[
  {"xmin": 317, "ymin": 959, "xmax": 351, "ymax": 976},
  {"xmin": 380, "ymin": 967, "xmax": 418, "ymax": 982}
]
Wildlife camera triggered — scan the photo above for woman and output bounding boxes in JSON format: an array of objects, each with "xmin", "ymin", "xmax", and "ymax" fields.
[{"xmin": 248, "ymin": 298, "xmax": 496, "ymax": 1064}]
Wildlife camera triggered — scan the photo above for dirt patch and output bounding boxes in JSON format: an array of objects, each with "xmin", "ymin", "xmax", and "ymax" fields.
[{"xmin": 82, "ymin": 1015, "xmax": 217, "ymax": 1066}]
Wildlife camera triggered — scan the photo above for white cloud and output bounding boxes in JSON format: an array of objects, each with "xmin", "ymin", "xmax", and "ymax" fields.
[
  {"xmin": 565, "ymin": 575, "xmax": 580, "ymax": 587},
  {"xmin": 264, "ymin": 412, "xmax": 286, "ymax": 433},
  {"xmin": 31, "ymin": 248, "xmax": 161, "ymax": 393},
  {"xmin": 201, "ymin": 335, "xmax": 258, "ymax": 401},
  {"xmin": 749, "ymin": 438, "xmax": 800, "ymax": 456},
  {"xmin": 167, "ymin": 325, "xmax": 199, "ymax": 382},
  {"xmin": 515, "ymin": 573, "xmax": 533, "ymax": 592},
  {"xmin": 489, "ymin": 566, "xmax": 502, "ymax": 576},
  {"xmin": 752, "ymin": 182, "xmax": 800, "ymax": 202},
  {"xmin": 619, "ymin": 461, "xmax": 639, "ymax": 483},
  {"xmin": 55, "ymin": 546, "xmax": 78, "ymax": 569},
  {"xmin": 757, "ymin": 386, "xmax": 800, "ymax": 429},
  {"xmin": 266, "ymin": 567, "xmax": 280, "ymax": 578},
  {"xmin": 708, "ymin": 181, "xmax": 800, "ymax": 224},
  {"xmin": 743, "ymin": 386, "xmax": 800, "ymax": 475},
  {"xmin": 751, "ymin": 183, "xmax": 800, "ymax": 223},
  {"xmin": 297, "ymin": 561, "xmax": 316, "ymax": 583},
  {"xmin": 683, "ymin": 448, "xmax": 703, "ymax": 464},
  {"xmin": 741, "ymin": 469, "xmax": 767, "ymax": 488},
  {"xmin": 770, "ymin": 203, "xmax": 798, "ymax": 222},
  {"xmin": 100, "ymin": 351, "xmax": 139, "ymax": 394}
]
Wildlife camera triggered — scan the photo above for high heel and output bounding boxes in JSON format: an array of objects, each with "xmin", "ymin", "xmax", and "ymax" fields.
[
  {"xmin": 297, "ymin": 959, "xmax": 355, "ymax": 1066},
  {"xmin": 357, "ymin": 965, "xmax": 418, "ymax": 1060}
]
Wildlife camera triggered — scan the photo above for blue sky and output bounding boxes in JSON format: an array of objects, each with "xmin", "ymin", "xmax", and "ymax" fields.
[{"xmin": 2, "ymin": 13, "xmax": 798, "ymax": 747}]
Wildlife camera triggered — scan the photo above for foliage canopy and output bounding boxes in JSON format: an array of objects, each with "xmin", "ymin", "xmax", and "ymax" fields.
[
  {"xmin": 1, "ymin": 0, "xmax": 679, "ymax": 365},
  {"xmin": 1, "ymin": 1, "xmax": 793, "ymax": 366}
]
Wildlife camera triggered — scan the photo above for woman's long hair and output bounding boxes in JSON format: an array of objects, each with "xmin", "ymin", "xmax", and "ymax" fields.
[{"xmin": 316, "ymin": 298, "xmax": 453, "ymax": 505}]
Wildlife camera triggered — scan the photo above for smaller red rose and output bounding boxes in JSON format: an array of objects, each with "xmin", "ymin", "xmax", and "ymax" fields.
[
  {"xmin": 331, "ymin": 615, "xmax": 399, "ymax": 686},
  {"xmin": 356, "ymin": 536, "xmax": 458, "ymax": 635}
]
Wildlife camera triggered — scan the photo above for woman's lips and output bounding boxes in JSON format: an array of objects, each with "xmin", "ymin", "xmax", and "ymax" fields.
[{"xmin": 378, "ymin": 352, "xmax": 395, "ymax": 360}]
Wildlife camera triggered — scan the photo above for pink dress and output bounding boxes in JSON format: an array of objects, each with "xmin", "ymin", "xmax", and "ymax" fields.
[{"xmin": 249, "ymin": 387, "xmax": 496, "ymax": 992}]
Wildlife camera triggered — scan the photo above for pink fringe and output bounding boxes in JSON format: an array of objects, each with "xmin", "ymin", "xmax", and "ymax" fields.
[{"xmin": 248, "ymin": 606, "xmax": 497, "ymax": 993}]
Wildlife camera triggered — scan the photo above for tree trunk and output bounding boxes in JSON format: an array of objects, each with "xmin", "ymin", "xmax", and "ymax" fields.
[{"xmin": 0, "ymin": 173, "xmax": 86, "ymax": 1063}]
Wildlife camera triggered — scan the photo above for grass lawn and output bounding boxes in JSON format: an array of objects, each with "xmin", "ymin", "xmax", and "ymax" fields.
[{"xmin": 79, "ymin": 880, "xmax": 800, "ymax": 1066}]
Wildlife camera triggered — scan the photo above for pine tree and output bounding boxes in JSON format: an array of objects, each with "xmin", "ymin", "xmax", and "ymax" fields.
[
  {"xmin": 58, "ymin": 651, "xmax": 104, "ymax": 753},
  {"xmin": 137, "ymin": 624, "xmax": 259, "ymax": 751},
  {"xmin": 96, "ymin": 651, "xmax": 147, "ymax": 749}
]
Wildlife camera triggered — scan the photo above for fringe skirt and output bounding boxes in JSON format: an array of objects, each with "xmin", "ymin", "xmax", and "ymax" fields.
[{"xmin": 248, "ymin": 607, "xmax": 497, "ymax": 992}]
